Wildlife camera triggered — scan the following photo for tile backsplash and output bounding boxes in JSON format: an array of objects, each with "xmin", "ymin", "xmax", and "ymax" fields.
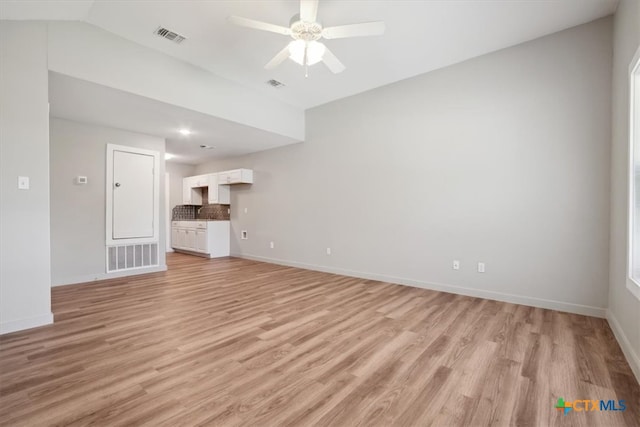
[
  {"xmin": 198, "ymin": 204, "xmax": 230, "ymax": 220},
  {"xmin": 172, "ymin": 186, "xmax": 230, "ymax": 221},
  {"xmin": 172, "ymin": 205, "xmax": 198, "ymax": 220}
]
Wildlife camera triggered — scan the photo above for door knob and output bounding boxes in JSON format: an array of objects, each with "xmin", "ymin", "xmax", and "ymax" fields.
[{"xmin": 115, "ymin": 182, "xmax": 121, "ymax": 187}]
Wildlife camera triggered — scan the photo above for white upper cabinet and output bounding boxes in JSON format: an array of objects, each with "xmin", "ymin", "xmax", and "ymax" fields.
[
  {"xmin": 217, "ymin": 169, "xmax": 253, "ymax": 185},
  {"xmin": 182, "ymin": 169, "xmax": 252, "ymax": 205},
  {"xmin": 182, "ymin": 173, "xmax": 231, "ymax": 205},
  {"xmin": 191, "ymin": 175, "xmax": 209, "ymax": 187},
  {"xmin": 208, "ymin": 174, "xmax": 230, "ymax": 204},
  {"xmin": 182, "ymin": 176, "xmax": 203, "ymax": 205}
]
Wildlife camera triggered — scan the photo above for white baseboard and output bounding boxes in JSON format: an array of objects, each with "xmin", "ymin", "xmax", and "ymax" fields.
[
  {"xmin": 0, "ymin": 312, "xmax": 53, "ymax": 335},
  {"xmin": 52, "ymin": 265, "xmax": 168, "ymax": 287},
  {"xmin": 233, "ymin": 253, "xmax": 607, "ymax": 318},
  {"xmin": 606, "ymin": 310, "xmax": 640, "ymax": 384}
]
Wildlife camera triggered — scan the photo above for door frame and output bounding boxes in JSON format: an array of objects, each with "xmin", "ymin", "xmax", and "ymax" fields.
[
  {"xmin": 106, "ymin": 144, "xmax": 160, "ymax": 246},
  {"xmin": 166, "ymin": 172, "xmax": 173, "ymax": 252}
]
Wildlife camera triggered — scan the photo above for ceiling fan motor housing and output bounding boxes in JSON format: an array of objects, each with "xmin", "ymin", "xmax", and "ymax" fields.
[{"xmin": 289, "ymin": 14, "xmax": 322, "ymax": 41}]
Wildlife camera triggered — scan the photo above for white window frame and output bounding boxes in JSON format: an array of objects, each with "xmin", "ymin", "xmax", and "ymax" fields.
[
  {"xmin": 105, "ymin": 144, "xmax": 160, "ymax": 246},
  {"xmin": 627, "ymin": 45, "xmax": 640, "ymax": 301}
]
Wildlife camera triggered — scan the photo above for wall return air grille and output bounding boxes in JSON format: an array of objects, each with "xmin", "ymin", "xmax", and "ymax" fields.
[
  {"xmin": 266, "ymin": 79, "xmax": 285, "ymax": 88},
  {"xmin": 107, "ymin": 243, "xmax": 159, "ymax": 273}
]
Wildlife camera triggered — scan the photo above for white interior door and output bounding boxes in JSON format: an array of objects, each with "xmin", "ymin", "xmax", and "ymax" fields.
[{"xmin": 112, "ymin": 149, "xmax": 154, "ymax": 239}]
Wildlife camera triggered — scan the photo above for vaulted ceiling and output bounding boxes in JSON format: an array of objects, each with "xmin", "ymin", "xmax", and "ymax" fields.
[{"xmin": 1, "ymin": 0, "xmax": 618, "ymax": 109}]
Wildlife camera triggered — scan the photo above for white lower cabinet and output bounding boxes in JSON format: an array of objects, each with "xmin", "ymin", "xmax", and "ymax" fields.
[
  {"xmin": 195, "ymin": 229, "xmax": 208, "ymax": 252},
  {"xmin": 185, "ymin": 229, "xmax": 196, "ymax": 250},
  {"xmin": 171, "ymin": 226, "xmax": 179, "ymax": 248},
  {"xmin": 171, "ymin": 221, "xmax": 230, "ymax": 258}
]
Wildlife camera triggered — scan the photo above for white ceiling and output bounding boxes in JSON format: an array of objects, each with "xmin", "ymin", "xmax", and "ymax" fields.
[
  {"xmin": 49, "ymin": 72, "xmax": 299, "ymax": 165},
  {"xmin": 6, "ymin": 0, "xmax": 619, "ymax": 164},
  {"xmin": 0, "ymin": 0, "xmax": 93, "ymax": 21},
  {"xmin": 2, "ymin": 0, "xmax": 617, "ymax": 109}
]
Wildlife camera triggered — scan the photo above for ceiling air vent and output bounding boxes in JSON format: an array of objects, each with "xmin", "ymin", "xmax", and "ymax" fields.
[
  {"xmin": 266, "ymin": 79, "xmax": 285, "ymax": 88},
  {"xmin": 154, "ymin": 26, "xmax": 186, "ymax": 44}
]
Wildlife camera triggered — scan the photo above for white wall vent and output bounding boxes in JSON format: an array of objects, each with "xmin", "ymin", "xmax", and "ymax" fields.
[
  {"xmin": 154, "ymin": 26, "xmax": 186, "ymax": 44},
  {"xmin": 266, "ymin": 79, "xmax": 285, "ymax": 88},
  {"xmin": 107, "ymin": 243, "xmax": 159, "ymax": 273}
]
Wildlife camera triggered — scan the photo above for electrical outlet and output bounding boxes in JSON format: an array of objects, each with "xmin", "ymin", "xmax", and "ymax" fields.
[
  {"xmin": 326, "ymin": 247, "xmax": 331, "ymax": 255},
  {"xmin": 478, "ymin": 262, "xmax": 485, "ymax": 273},
  {"xmin": 452, "ymin": 260, "xmax": 460, "ymax": 270},
  {"xmin": 241, "ymin": 230, "xmax": 248, "ymax": 240},
  {"xmin": 270, "ymin": 241, "xmax": 274, "ymax": 249},
  {"xmin": 17, "ymin": 176, "xmax": 29, "ymax": 190}
]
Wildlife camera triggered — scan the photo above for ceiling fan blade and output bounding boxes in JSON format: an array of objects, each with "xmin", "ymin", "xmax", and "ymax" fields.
[
  {"xmin": 264, "ymin": 45, "xmax": 291, "ymax": 70},
  {"xmin": 322, "ymin": 47, "xmax": 345, "ymax": 74},
  {"xmin": 322, "ymin": 21, "xmax": 385, "ymax": 39},
  {"xmin": 300, "ymin": 0, "xmax": 319, "ymax": 22},
  {"xmin": 228, "ymin": 16, "xmax": 291, "ymax": 36}
]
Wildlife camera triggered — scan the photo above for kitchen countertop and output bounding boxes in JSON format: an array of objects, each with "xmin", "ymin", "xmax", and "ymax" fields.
[{"xmin": 171, "ymin": 219, "xmax": 230, "ymax": 222}]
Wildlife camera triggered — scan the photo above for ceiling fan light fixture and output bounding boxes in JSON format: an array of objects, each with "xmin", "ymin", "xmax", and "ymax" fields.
[
  {"xmin": 288, "ymin": 40, "xmax": 326, "ymax": 66},
  {"xmin": 228, "ymin": 0, "xmax": 384, "ymax": 75}
]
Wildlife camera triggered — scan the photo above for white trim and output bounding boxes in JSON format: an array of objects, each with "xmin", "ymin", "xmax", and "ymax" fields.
[
  {"xmin": 0, "ymin": 312, "xmax": 53, "ymax": 335},
  {"xmin": 627, "ymin": 45, "xmax": 640, "ymax": 301},
  {"xmin": 232, "ymin": 253, "xmax": 606, "ymax": 318},
  {"xmin": 165, "ymin": 172, "xmax": 172, "ymax": 252},
  {"xmin": 105, "ymin": 144, "xmax": 160, "ymax": 246},
  {"xmin": 628, "ymin": 277, "xmax": 640, "ymax": 300},
  {"xmin": 606, "ymin": 309, "xmax": 640, "ymax": 384},
  {"xmin": 52, "ymin": 265, "xmax": 167, "ymax": 287}
]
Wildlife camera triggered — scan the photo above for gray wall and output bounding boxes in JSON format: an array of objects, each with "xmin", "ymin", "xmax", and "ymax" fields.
[
  {"xmin": 166, "ymin": 161, "xmax": 196, "ymax": 211},
  {"xmin": 0, "ymin": 21, "xmax": 53, "ymax": 333},
  {"xmin": 50, "ymin": 118, "xmax": 166, "ymax": 286},
  {"xmin": 197, "ymin": 18, "xmax": 613, "ymax": 317},
  {"xmin": 608, "ymin": 0, "xmax": 640, "ymax": 378}
]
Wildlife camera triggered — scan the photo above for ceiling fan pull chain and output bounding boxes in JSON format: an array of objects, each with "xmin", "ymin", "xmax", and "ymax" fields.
[{"xmin": 304, "ymin": 43, "xmax": 309, "ymax": 78}]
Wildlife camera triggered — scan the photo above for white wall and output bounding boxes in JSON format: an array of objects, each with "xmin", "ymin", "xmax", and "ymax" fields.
[
  {"xmin": 47, "ymin": 21, "xmax": 304, "ymax": 141},
  {"xmin": 197, "ymin": 18, "xmax": 613, "ymax": 318},
  {"xmin": 0, "ymin": 21, "xmax": 53, "ymax": 333},
  {"xmin": 608, "ymin": 0, "xmax": 640, "ymax": 381},
  {"xmin": 166, "ymin": 161, "xmax": 196, "ymax": 211},
  {"xmin": 50, "ymin": 118, "xmax": 167, "ymax": 286}
]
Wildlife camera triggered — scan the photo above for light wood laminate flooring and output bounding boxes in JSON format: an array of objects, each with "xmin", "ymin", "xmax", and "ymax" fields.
[{"xmin": 1, "ymin": 253, "xmax": 638, "ymax": 426}]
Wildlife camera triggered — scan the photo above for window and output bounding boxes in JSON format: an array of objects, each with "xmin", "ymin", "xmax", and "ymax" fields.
[{"xmin": 628, "ymin": 46, "xmax": 640, "ymax": 300}]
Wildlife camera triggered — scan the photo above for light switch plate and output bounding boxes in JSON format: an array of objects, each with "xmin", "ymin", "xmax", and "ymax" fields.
[
  {"xmin": 18, "ymin": 176, "xmax": 29, "ymax": 190},
  {"xmin": 478, "ymin": 262, "xmax": 486, "ymax": 273}
]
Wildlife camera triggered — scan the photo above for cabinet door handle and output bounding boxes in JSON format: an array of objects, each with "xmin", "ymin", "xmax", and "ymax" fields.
[{"xmin": 114, "ymin": 182, "xmax": 121, "ymax": 187}]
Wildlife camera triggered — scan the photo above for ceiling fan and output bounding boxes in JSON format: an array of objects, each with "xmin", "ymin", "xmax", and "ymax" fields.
[{"xmin": 228, "ymin": 0, "xmax": 385, "ymax": 77}]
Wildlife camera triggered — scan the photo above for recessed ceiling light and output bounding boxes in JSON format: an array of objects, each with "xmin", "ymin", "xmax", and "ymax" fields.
[
  {"xmin": 165, "ymin": 153, "xmax": 175, "ymax": 160},
  {"xmin": 179, "ymin": 128, "xmax": 191, "ymax": 136}
]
